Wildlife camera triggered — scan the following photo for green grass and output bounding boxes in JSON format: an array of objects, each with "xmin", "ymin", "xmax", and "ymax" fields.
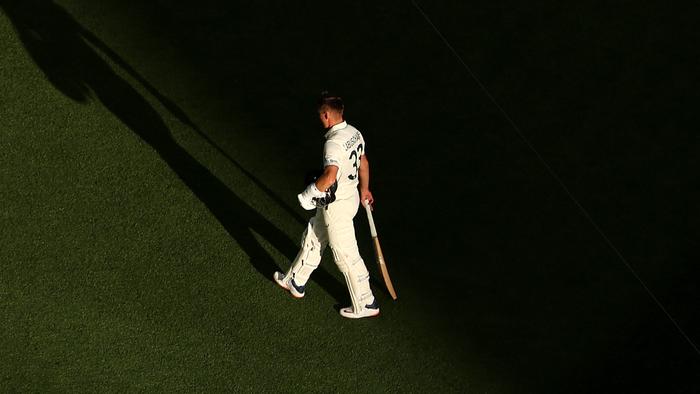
[
  {"xmin": 1, "ymin": 1, "xmax": 698, "ymax": 392},
  {"xmin": 0, "ymin": 1, "xmax": 476, "ymax": 392}
]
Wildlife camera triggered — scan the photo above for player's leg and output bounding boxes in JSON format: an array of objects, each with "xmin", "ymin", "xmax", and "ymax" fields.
[
  {"xmin": 274, "ymin": 210, "xmax": 328, "ymax": 298},
  {"xmin": 324, "ymin": 195, "xmax": 378, "ymax": 318}
]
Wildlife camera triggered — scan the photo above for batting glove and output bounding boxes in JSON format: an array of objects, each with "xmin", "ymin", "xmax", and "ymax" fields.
[{"xmin": 298, "ymin": 183, "xmax": 325, "ymax": 210}]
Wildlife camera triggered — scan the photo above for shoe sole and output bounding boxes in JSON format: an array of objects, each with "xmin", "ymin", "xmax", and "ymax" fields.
[{"xmin": 339, "ymin": 309, "xmax": 380, "ymax": 319}]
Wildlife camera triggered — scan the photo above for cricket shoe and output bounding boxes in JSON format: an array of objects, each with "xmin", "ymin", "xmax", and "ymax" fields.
[
  {"xmin": 339, "ymin": 298, "xmax": 380, "ymax": 319},
  {"xmin": 273, "ymin": 272, "xmax": 305, "ymax": 298}
]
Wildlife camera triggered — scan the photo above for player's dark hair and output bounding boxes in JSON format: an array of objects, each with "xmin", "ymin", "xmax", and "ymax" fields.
[{"xmin": 317, "ymin": 91, "xmax": 344, "ymax": 115}]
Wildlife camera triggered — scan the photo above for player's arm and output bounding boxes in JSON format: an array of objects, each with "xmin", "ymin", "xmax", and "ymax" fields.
[
  {"xmin": 315, "ymin": 165, "xmax": 338, "ymax": 192},
  {"xmin": 297, "ymin": 143, "xmax": 341, "ymax": 210},
  {"xmin": 359, "ymin": 154, "xmax": 374, "ymax": 206}
]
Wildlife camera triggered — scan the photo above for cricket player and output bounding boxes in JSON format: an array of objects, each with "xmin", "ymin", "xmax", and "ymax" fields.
[{"xmin": 273, "ymin": 92, "xmax": 379, "ymax": 319}]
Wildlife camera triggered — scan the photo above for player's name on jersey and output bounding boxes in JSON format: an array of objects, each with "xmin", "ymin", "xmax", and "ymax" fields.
[{"xmin": 343, "ymin": 130, "xmax": 362, "ymax": 151}]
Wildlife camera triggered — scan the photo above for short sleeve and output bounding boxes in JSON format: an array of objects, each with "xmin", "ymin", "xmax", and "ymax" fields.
[
  {"xmin": 359, "ymin": 133, "xmax": 366, "ymax": 157},
  {"xmin": 323, "ymin": 141, "xmax": 343, "ymax": 168}
]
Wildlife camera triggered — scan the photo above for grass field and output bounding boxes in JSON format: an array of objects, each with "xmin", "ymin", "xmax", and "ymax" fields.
[{"xmin": 1, "ymin": 0, "xmax": 698, "ymax": 392}]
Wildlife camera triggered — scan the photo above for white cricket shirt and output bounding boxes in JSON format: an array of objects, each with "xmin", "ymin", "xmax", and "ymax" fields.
[{"xmin": 323, "ymin": 121, "xmax": 366, "ymax": 201}]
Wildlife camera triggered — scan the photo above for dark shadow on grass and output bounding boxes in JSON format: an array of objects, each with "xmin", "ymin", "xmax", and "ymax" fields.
[
  {"xmin": 0, "ymin": 0, "xmax": 346, "ymax": 303},
  {"xmin": 5, "ymin": 0, "xmax": 700, "ymax": 392}
]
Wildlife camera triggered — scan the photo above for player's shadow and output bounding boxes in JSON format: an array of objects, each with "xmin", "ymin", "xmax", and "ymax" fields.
[{"xmin": 0, "ymin": 0, "xmax": 346, "ymax": 303}]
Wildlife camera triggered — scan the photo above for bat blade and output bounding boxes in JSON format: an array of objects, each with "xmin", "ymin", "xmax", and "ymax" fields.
[{"xmin": 373, "ymin": 237, "xmax": 398, "ymax": 300}]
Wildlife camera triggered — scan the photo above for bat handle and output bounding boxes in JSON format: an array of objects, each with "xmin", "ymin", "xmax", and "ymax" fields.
[{"xmin": 364, "ymin": 200, "xmax": 378, "ymax": 238}]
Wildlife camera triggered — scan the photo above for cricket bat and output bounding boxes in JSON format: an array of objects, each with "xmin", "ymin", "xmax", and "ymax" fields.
[{"xmin": 364, "ymin": 200, "xmax": 398, "ymax": 300}]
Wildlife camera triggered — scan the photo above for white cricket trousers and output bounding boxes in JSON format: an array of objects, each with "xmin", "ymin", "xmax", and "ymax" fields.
[{"xmin": 285, "ymin": 192, "xmax": 375, "ymax": 312}]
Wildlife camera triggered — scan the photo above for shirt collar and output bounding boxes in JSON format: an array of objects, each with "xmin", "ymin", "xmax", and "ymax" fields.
[{"xmin": 324, "ymin": 121, "xmax": 347, "ymax": 139}]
